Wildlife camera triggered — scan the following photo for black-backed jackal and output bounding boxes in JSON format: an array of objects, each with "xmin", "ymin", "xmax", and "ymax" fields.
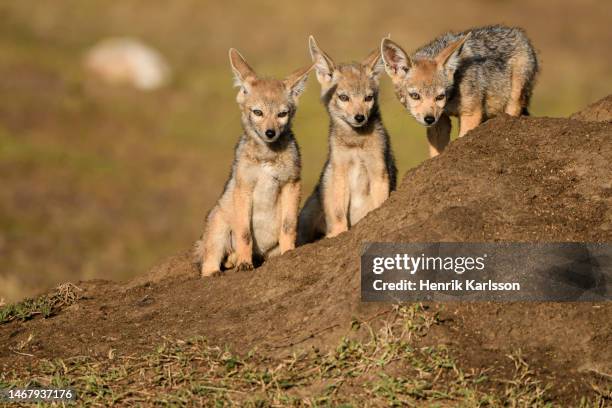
[
  {"xmin": 381, "ymin": 25, "xmax": 538, "ymax": 157},
  {"xmin": 195, "ymin": 49, "xmax": 311, "ymax": 276},
  {"xmin": 297, "ymin": 36, "xmax": 397, "ymax": 244}
]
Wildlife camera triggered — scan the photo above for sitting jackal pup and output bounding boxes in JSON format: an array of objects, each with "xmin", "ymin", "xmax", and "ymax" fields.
[
  {"xmin": 298, "ymin": 36, "xmax": 397, "ymax": 244},
  {"xmin": 195, "ymin": 49, "xmax": 311, "ymax": 276},
  {"xmin": 381, "ymin": 25, "xmax": 538, "ymax": 157}
]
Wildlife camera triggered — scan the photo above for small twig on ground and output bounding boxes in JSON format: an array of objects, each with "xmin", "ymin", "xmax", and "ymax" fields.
[
  {"xmin": 11, "ymin": 350, "xmax": 35, "ymax": 357},
  {"xmin": 588, "ymin": 369, "xmax": 612, "ymax": 381},
  {"xmin": 363, "ymin": 308, "xmax": 393, "ymax": 323}
]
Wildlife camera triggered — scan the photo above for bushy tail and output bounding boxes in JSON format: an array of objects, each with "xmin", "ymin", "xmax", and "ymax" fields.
[{"xmin": 192, "ymin": 238, "xmax": 205, "ymax": 266}]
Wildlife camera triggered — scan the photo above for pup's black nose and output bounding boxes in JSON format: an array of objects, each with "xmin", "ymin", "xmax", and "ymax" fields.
[
  {"xmin": 354, "ymin": 114, "xmax": 365, "ymax": 123},
  {"xmin": 265, "ymin": 129, "xmax": 276, "ymax": 138},
  {"xmin": 424, "ymin": 116, "xmax": 436, "ymax": 125}
]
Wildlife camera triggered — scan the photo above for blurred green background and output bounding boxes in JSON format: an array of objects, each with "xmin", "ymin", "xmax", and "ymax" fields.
[{"xmin": 1, "ymin": 0, "xmax": 611, "ymax": 301}]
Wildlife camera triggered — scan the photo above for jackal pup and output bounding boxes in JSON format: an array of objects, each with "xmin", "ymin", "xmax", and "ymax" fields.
[
  {"xmin": 297, "ymin": 36, "xmax": 397, "ymax": 244},
  {"xmin": 195, "ymin": 49, "xmax": 311, "ymax": 276},
  {"xmin": 381, "ymin": 25, "xmax": 538, "ymax": 157}
]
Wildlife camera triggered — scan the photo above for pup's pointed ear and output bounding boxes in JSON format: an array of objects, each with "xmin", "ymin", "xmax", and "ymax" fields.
[
  {"xmin": 381, "ymin": 38, "xmax": 412, "ymax": 82},
  {"xmin": 285, "ymin": 64, "xmax": 313, "ymax": 101},
  {"xmin": 435, "ymin": 32, "xmax": 470, "ymax": 74},
  {"xmin": 362, "ymin": 48, "xmax": 384, "ymax": 81},
  {"xmin": 229, "ymin": 48, "xmax": 256, "ymax": 92},
  {"xmin": 308, "ymin": 35, "xmax": 335, "ymax": 85}
]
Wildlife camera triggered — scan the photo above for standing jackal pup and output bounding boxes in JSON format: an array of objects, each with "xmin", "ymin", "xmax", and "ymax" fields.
[
  {"xmin": 298, "ymin": 36, "xmax": 397, "ymax": 244},
  {"xmin": 381, "ymin": 25, "xmax": 538, "ymax": 157},
  {"xmin": 195, "ymin": 49, "xmax": 311, "ymax": 276}
]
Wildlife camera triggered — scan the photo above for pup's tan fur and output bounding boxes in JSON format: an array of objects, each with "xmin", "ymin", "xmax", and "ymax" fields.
[
  {"xmin": 195, "ymin": 49, "xmax": 311, "ymax": 276},
  {"xmin": 298, "ymin": 37, "xmax": 397, "ymax": 244}
]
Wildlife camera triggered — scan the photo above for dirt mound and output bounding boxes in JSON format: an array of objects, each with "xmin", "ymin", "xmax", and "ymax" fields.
[
  {"xmin": 1, "ymin": 104, "xmax": 611, "ymax": 402},
  {"xmin": 571, "ymin": 94, "xmax": 612, "ymax": 122}
]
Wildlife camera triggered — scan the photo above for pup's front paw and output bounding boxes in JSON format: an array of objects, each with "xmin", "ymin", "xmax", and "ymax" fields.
[
  {"xmin": 236, "ymin": 262, "xmax": 254, "ymax": 272},
  {"xmin": 279, "ymin": 244, "xmax": 295, "ymax": 255},
  {"xmin": 201, "ymin": 269, "xmax": 221, "ymax": 278},
  {"xmin": 326, "ymin": 228, "xmax": 346, "ymax": 238}
]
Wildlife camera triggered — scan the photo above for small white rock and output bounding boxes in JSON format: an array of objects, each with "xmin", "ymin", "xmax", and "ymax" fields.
[{"xmin": 84, "ymin": 37, "xmax": 171, "ymax": 91}]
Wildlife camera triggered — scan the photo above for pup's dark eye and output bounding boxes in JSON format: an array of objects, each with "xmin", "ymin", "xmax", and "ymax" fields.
[
  {"xmin": 435, "ymin": 94, "xmax": 446, "ymax": 101},
  {"xmin": 277, "ymin": 111, "xmax": 288, "ymax": 118},
  {"xmin": 252, "ymin": 109, "xmax": 263, "ymax": 117},
  {"xmin": 409, "ymin": 92, "xmax": 420, "ymax": 100},
  {"xmin": 338, "ymin": 94, "xmax": 349, "ymax": 102},
  {"xmin": 364, "ymin": 94, "xmax": 374, "ymax": 102}
]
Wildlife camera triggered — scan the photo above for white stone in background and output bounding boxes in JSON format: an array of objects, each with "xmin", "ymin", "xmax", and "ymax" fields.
[{"xmin": 84, "ymin": 37, "xmax": 171, "ymax": 91}]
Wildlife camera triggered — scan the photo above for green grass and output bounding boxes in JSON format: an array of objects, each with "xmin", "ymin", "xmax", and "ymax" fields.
[
  {"xmin": 0, "ymin": 283, "xmax": 82, "ymax": 325},
  {"xmin": 4, "ymin": 304, "xmax": 605, "ymax": 407}
]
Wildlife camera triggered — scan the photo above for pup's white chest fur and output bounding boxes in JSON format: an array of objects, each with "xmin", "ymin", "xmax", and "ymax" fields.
[
  {"xmin": 337, "ymin": 147, "xmax": 377, "ymax": 225},
  {"xmin": 251, "ymin": 163, "xmax": 285, "ymax": 254}
]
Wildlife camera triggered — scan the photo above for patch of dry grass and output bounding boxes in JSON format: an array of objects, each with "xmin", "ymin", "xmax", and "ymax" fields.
[
  {"xmin": 0, "ymin": 283, "xmax": 82, "ymax": 324},
  {"xmin": 3, "ymin": 304, "xmax": 604, "ymax": 406}
]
